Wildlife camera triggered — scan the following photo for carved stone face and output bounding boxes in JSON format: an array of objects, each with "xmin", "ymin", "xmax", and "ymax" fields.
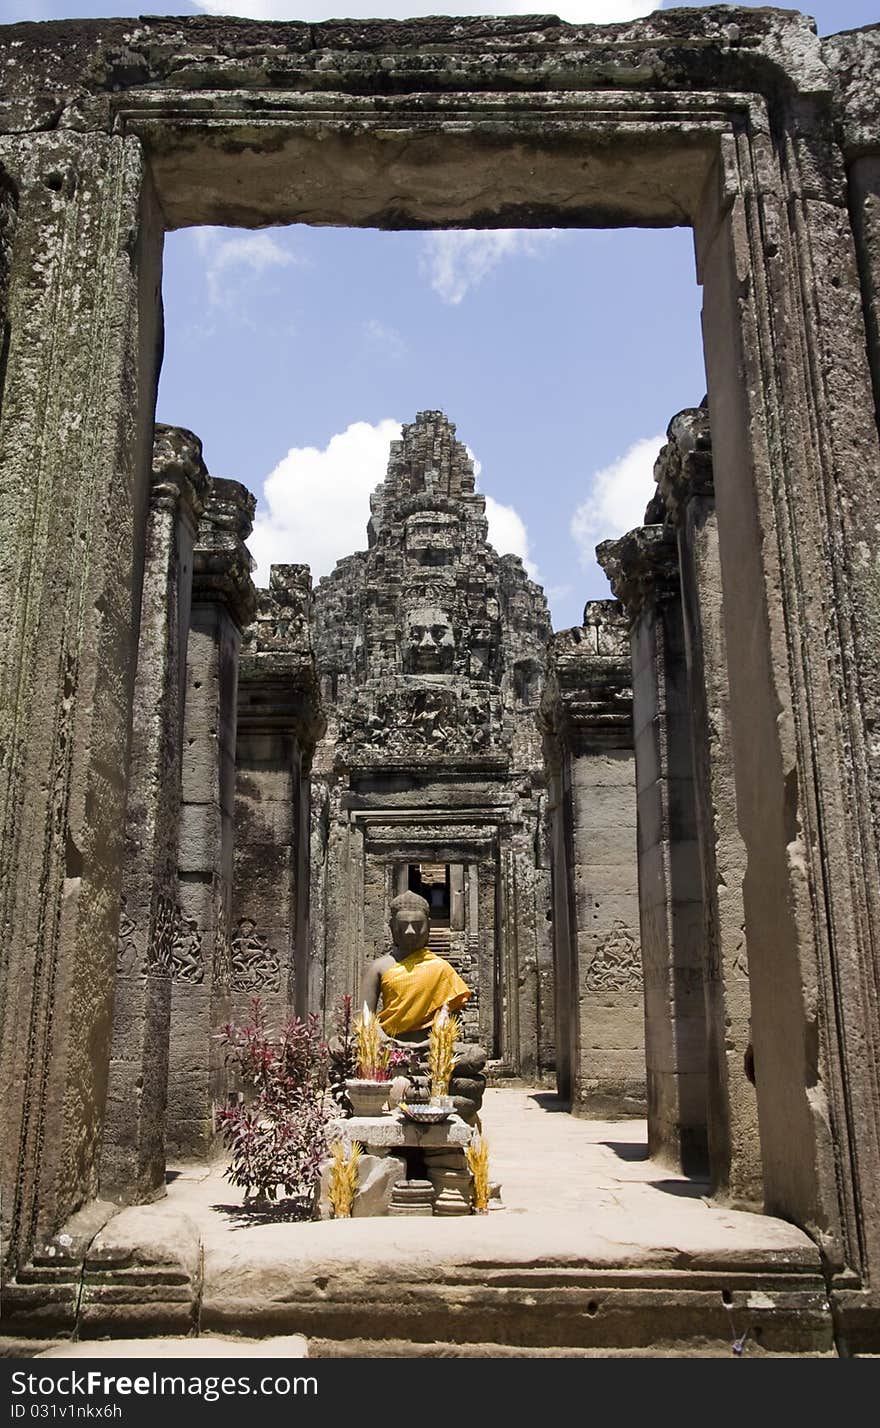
[
  {"xmin": 405, "ymin": 513, "xmax": 459, "ymax": 567},
  {"xmin": 405, "ymin": 605, "xmax": 455, "ymax": 674},
  {"xmin": 389, "ymin": 903, "xmax": 430, "ymax": 957}
]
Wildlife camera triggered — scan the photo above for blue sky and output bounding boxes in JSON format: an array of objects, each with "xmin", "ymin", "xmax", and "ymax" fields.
[{"xmin": 5, "ymin": 1, "xmax": 878, "ymax": 629}]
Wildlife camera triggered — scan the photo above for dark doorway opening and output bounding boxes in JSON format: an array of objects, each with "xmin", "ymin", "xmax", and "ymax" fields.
[{"xmin": 408, "ymin": 862, "xmax": 451, "ymax": 926}]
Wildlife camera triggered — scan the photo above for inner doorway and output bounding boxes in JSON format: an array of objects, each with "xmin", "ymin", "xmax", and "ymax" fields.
[{"xmin": 407, "ymin": 862, "xmax": 450, "ymax": 927}]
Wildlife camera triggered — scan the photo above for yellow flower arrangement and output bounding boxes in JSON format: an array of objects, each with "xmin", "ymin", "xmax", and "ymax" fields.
[
  {"xmin": 465, "ymin": 1135, "xmax": 491, "ymax": 1213},
  {"xmin": 428, "ymin": 1001, "xmax": 460, "ymax": 1100},
  {"xmin": 353, "ymin": 1003, "xmax": 390, "ymax": 1080},
  {"xmin": 328, "ymin": 1138, "xmax": 362, "ymax": 1218}
]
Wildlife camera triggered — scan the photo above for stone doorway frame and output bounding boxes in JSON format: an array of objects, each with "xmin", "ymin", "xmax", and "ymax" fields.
[{"xmin": 1, "ymin": 17, "xmax": 879, "ymax": 1340}]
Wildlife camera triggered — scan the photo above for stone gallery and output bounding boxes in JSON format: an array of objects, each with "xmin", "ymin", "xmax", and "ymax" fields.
[{"xmin": 1, "ymin": 8, "xmax": 880, "ymax": 1356}]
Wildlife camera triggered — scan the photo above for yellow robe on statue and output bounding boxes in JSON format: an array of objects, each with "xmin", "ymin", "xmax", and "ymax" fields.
[{"xmin": 378, "ymin": 948, "xmax": 471, "ymax": 1036}]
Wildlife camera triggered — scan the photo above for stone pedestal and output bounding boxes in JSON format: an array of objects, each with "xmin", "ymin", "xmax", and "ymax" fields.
[
  {"xmin": 539, "ymin": 602, "xmax": 644, "ymax": 1115},
  {"xmin": 167, "ymin": 479, "xmax": 256, "ymax": 1160},
  {"xmin": 101, "ymin": 426, "xmax": 210, "ymax": 1203},
  {"xmin": 388, "ymin": 1180, "xmax": 435, "ymax": 1216},
  {"xmin": 325, "ymin": 1114, "xmax": 475, "ymax": 1216},
  {"xmin": 599, "ymin": 528, "xmax": 708, "ymax": 1175}
]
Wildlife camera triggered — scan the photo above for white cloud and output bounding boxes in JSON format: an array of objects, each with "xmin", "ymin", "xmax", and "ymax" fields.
[
  {"xmin": 362, "ymin": 318, "xmax": 407, "ymax": 361},
  {"xmin": 420, "ymin": 230, "xmax": 562, "ymax": 305},
  {"xmin": 484, "ymin": 494, "xmax": 539, "ymax": 583},
  {"xmin": 468, "ymin": 444, "xmax": 540, "ymax": 583},
  {"xmin": 249, "ymin": 418, "xmax": 402, "ymax": 585},
  {"xmin": 249, "ymin": 417, "xmax": 541, "ymax": 591},
  {"xmin": 192, "ymin": 227, "xmax": 299, "ymax": 310},
  {"xmin": 193, "ymin": 2, "xmax": 657, "ymax": 23},
  {"xmin": 570, "ymin": 433, "xmax": 665, "ymax": 564}
]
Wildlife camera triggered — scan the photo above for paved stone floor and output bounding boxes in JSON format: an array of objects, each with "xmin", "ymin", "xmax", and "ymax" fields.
[{"xmin": 26, "ymin": 1091, "xmax": 833, "ymax": 1356}]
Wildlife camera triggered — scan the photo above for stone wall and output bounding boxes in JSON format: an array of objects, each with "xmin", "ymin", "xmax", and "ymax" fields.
[
  {"xmin": 654, "ymin": 406, "xmax": 761, "ymax": 1205},
  {"xmin": 0, "ymin": 127, "xmax": 163, "ymax": 1274},
  {"xmin": 101, "ymin": 426, "xmax": 209, "ymax": 1203},
  {"xmin": 541, "ymin": 602, "xmax": 643, "ymax": 1116},
  {"xmin": 599, "ymin": 527, "xmax": 709, "ymax": 1175},
  {"xmin": 233, "ymin": 564, "xmax": 324, "ymax": 1028},
  {"xmin": 167, "ymin": 479, "xmax": 256, "ymax": 1161}
]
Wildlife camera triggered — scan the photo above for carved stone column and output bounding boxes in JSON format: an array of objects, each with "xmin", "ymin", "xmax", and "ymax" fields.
[
  {"xmin": 599, "ymin": 529, "xmax": 708, "ymax": 1173},
  {"xmin": 0, "ymin": 133, "xmax": 162, "ymax": 1272},
  {"xmin": 539, "ymin": 600, "xmax": 644, "ymax": 1115},
  {"xmin": 233, "ymin": 563, "xmax": 324, "ymax": 1027},
  {"xmin": 656, "ymin": 407, "xmax": 762, "ymax": 1206},
  {"xmin": 167, "ymin": 479, "xmax": 256, "ymax": 1160},
  {"xmin": 100, "ymin": 426, "xmax": 209, "ymax": 1203}
]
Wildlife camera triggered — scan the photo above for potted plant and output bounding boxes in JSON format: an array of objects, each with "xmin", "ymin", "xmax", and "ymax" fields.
[{"xmin": 345, "ymin": 1004, "xmax": 393, "ymax": 1116}]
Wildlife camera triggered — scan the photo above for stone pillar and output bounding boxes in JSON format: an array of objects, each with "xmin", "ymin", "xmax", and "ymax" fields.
[
  {"xmin": 477, "ymin": 860, "xmax": 496, "ymax": 1057},
  {"xmin": 599, "ymin": 529, "xmax": 708, "ymax": 1174},
  {"xmin": 539, "ymin": 601, "xmax": 643, "ymax": 1115},
  {"xmin": 167, "ymin": 479, "xmax": 256, "ymax": 1160},
  {"xmin": 0, "ymin": 133, "xmax": 162, "ymax": 1271},
  {"xmin": 655, "ymin": 407, "xmax": 762, "ymax": 1206},
  {"xmin": 100, "ymin": 427, "xmax": 209, "ymax": 1203},
  {"xmin": 0, "ymin": 167, "xmax": 15, "ymax": 420},
  {"xmin": 232, "ymin": 564, "xmax": 323, "ymax": 1030},
  {"xmin": 846, "ymin": 155, "xmax": 880, "ymax": 430}
]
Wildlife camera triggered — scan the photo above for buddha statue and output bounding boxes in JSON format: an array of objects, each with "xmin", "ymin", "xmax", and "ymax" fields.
[{"xmin": 360, "ymin": 890, "xmax": 487, "ymax": 1123}]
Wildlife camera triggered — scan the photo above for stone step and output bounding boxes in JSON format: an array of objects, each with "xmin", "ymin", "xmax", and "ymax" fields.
[{"xmin": 307, "ymin": 1337, "xmax": 834, "ymax": 1359}]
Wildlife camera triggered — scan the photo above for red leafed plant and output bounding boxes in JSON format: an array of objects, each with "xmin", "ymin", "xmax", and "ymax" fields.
[{"xmin": 216, "ymin": 998, "xmax": 331, "ymax": 1212}]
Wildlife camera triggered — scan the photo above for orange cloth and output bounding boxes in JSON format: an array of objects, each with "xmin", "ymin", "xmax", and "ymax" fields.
[{"xmin": 378, "ymin": 948, "xmax": 470, "ymax": 1036}]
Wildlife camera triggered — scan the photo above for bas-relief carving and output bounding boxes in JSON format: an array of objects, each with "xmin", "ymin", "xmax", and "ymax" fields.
[
  {"xmin": 116, "ymin": 897, "xmax": 138, "ymax": 974},
  {"xmin": 338, "ymin": 684, "xmax": 496, "ymax": 758},
  {"xmin": 212, "ymin": 898, "xmax": 231, "ymax": 990},
  {"xmin": 149, "ymin": 893, "xmax": 177, "ymax": 976},
  {"xmin": 230, "ymin": 916, "xmax": 281, "ymax": 994},
  {"xmin": 170, "ymin": 912, "xmax": 203, "ymax": 983},
  {"xmin": 116, "ymin": 894, "xmax": 204, "ymax": 981},
  {"xmin": 584, "ymin": 920, "xmax": 643, "ymax": 993}
]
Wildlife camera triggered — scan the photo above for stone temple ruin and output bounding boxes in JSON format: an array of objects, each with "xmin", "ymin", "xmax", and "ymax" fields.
[
  {"xmin": 310, "ymin": 411, "xmax": 553, "ymax": 1077},
  {"xmin": 2, "ymin": 9, "xmax": 880, "ymax": 1356}
]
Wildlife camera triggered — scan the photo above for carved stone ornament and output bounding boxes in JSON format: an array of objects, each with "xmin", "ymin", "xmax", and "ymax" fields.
[
  {"xmin": 338, "ymin": 684, "xmax": 495, "ymax": 759},
  {"xmin": 149, "ymin": 892, "xmax": 177, "ymax": 976},
  {"xmin": 230, "ymin": 917, "xmax": 281, "ymax": 994},
  {"xmin": 585, "ymin": 921, "xmax": 643, "ymax": 992},
  {"xmin": 171, "ymin": 911, "xmax": 204, "ymax": 983},
  {"xmin": 212, "ymin": 898, "xmax": 232, "ymax": 990},
  {"xmin": 116, "ymin": 896, "xmax": 138, "ymax": 974}
]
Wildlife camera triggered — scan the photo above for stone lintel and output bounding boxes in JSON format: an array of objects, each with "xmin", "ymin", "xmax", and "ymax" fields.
[
  {"xmin": 345, "ymin": 753, "xmax": 510, "ymax": 779},
  {"xmin": 653, "ymin": 404, "xmax": 714, "ymax": 527},
  {"xmin": 151, "ymin": 424, "xmax": 211, "ymax": 529},
  {"xmin": 596, "ymin": 525, "xmax": 679, "ymax": 622},
  {"xmin": 193, "ymin": 477, "xmax": 257, "ymax": 630}
]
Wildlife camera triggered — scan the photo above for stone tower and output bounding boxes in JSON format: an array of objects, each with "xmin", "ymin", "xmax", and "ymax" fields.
[{"xmin": 310, "ymin": 411, "xmax": 553, "ymax": 1076}]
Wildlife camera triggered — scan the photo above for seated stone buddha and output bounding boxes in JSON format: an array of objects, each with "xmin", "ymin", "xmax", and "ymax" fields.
[{"xmin": 361, "ymin": 890, "xmax": 487, "ymax": 1123}]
